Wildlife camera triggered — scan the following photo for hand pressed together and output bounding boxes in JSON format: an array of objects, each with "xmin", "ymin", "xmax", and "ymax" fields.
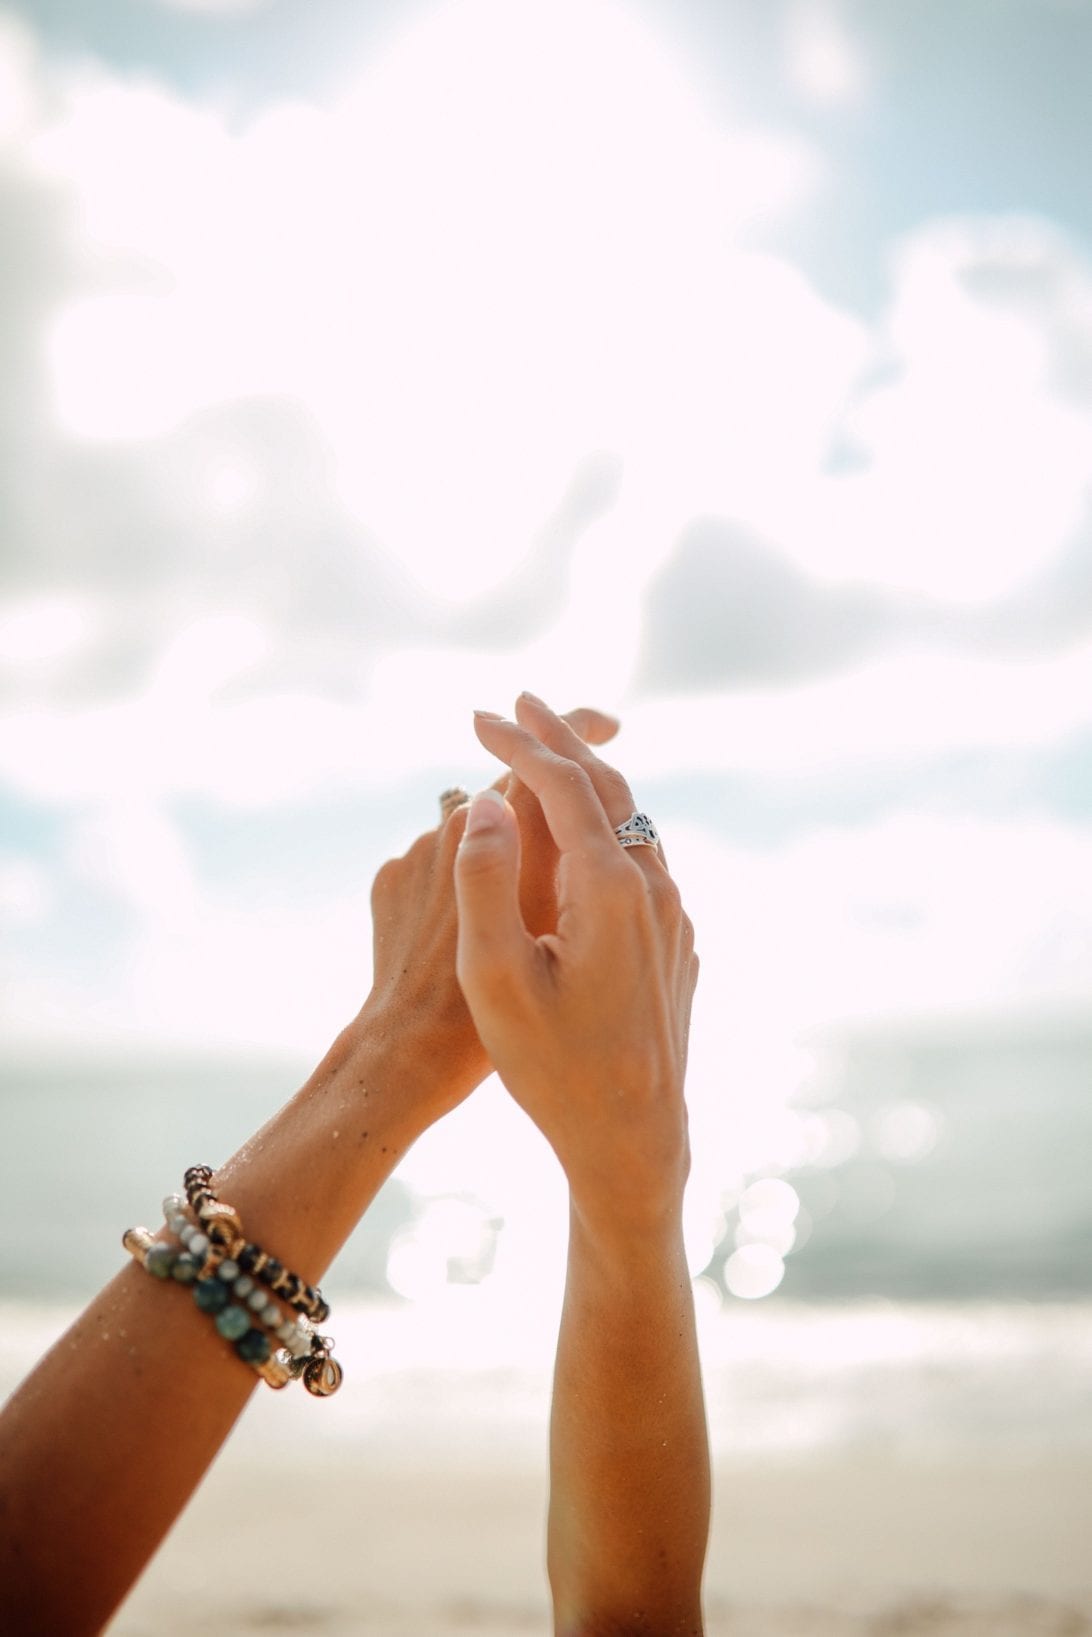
[
  {"xmin": 358, "ymin": 703, "xmax": 620, "ymax": 1126},
  {"xmin": 0, "ymin": 691, "xmax": 709, "ymax": 1637}
]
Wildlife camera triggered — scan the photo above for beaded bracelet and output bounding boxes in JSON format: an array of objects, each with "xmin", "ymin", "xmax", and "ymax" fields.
[
  {"xmin": 161, "ymin": 1195, "xmax": 317, "ymax": 1366},
  {"xmin": 122, "ymin": 1177, "xmax": 344, "ymax": 1398},
  {"xmin": 163, "ymin": 1189, "xmax": 343, "ymax": 1398},
  {"xmin": 123, "ymin": 1226, "xmax": 292, "ymax": 1390},
  {"xmin": 183, "ymin": 1165, "xmax": 331, "ymax": 1324}
]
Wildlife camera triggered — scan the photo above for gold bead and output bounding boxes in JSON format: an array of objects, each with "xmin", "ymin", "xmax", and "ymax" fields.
[
  {"xmin": 201, "ymin": 1201, "xmax": 244, "ymax": 1241},
  {"xmin": 122, "ymin": 1226, "xmax": 154, "ymax": 1265},
  {"xmin": 257, "ymin": 1356, "xmax": 292, "ymax": 1390}
]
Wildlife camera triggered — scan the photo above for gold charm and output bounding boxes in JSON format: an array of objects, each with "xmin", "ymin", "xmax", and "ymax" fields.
[{"xmin": 302, "ymin": 1355, "xmax": 343, "ymax": 1397}]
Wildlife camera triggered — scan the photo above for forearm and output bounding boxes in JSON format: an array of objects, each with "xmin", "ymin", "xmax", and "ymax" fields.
[
  {"xmin": 0, "ymin": 1016, "xmax": 437, "ymax": 1635},
  {"xmin": 548, "ymin": 1200, "xmax": 710, "ymax": 1636}
]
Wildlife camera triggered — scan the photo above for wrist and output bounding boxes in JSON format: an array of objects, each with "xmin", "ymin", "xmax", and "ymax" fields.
[
  {"xmin": 567, "ymin": 1187, "xmax": 688, "ymax": 1276},
  {"xmin": 208, "ymin": 1019, "xmax": 444, "ymax": 1291},
  {"xmin": 332, "ymin": 1001, "xmax": 486, "ymax": 1137},
  {"xmin": 317, "ymin": 1015, "xmax": 438, "ymax": 1148}
]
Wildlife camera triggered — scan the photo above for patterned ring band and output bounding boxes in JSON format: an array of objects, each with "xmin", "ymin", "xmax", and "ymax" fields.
[
  {"xmin": 614, "ymin": 812, "xmax": 661, "ymax": 849},
  {"xmin": 440, "ymin": 787, "xmax": 469, "ymax": 821}
]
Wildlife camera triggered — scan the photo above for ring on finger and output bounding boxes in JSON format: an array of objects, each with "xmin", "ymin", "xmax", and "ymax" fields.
[
  {"xmin": 613, "ymin": 811, "xmax": 660, "ymax": 850},
  {"xmin": 439, "ymin": 786, "xmax": 469, "ymax": 821}
]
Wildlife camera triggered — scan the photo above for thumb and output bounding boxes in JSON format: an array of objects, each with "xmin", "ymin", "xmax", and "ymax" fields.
[{"xmin": 454, "ymin": 789, "xmax": 533, "ymax": 1004}]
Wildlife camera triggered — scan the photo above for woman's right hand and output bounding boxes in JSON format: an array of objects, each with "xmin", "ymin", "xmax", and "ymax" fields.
[{"xmin": 453, "ymin": 692, "xmax": 699, "ymax": 1239}]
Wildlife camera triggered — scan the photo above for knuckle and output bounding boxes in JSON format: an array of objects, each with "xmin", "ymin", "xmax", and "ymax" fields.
[
  {"xmin": 596, "ymin": 763, "xmax": 632, "ymax": 810},
  {"xmin": 369, "ymin": 858, "xmax": 399, "ymax": 908},
  {"xmin": 656, "ymin": 872, "xmax": 683, "ymax": 914}
]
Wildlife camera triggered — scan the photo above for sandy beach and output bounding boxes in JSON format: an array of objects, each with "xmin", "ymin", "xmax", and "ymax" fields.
[
  {"xmin": 3, "ymin": 1297, "xmax": 1085, "ymax": 1636},
  {"xmin": 112, "ymin": 1447, "xmax": 1091, "ymax": 1635}
]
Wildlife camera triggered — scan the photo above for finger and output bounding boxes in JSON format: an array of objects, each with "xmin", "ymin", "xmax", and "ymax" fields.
[
  {"xmin": 453, "ymin": 788, "xmax": 537, "ymax": 1001},
  {"xmin": 504, "ymin": 765, "xmax": 559, "ymax": 936},
  {"xmin": 486, "ymin": 708, "xmax": 616, "ymax": 808},
  {"xmin": 472, "ymin": 712, "xmax": 623, "ymax": 868},
  {"xmin": 498, "ymin": 707, "xmax": 616, "ymax": 801},
  {"xmin": 560, "ymin": 705, "xmax": 620, "ymax": 748},
  {"xmin": 514, "ymin": 692, "xmax": 668, "ymax": 879}
]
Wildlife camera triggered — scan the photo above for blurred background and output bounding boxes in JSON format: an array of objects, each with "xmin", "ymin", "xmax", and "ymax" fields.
[{"xmin": 1, "ymin": 0, "xmax": 1091, "ymax": 1630}]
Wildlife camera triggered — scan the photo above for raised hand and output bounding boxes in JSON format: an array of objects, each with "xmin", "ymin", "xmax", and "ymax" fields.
[
  {"xmin": 360, "ymin": 704, "xmax": 620, "ymax": 1125},
  {"xmin": 453, "ymin": 691, "xmax": 698, "ymax": 1236},
  {"xmin": 453, "ymin": 690, "xmax": 708, "ymax": 1631}
]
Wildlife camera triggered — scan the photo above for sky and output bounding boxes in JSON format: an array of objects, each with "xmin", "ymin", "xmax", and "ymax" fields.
[{"xmin": 2, "ymin": 0, "xmax": 1092, "ymax": 1267}]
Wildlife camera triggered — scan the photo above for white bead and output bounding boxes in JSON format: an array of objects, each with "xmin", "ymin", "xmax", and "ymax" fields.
[
  {"xmin": 247, "ymin": 1288, "xmax": 268, "ymax": 1312},
  {"xmin": 180, "ymin": 1225, "xmax": 196, "ymax": 1248},
  {"xmin": 275, "ymin": 1321, "xmax": 295, "ymax": 1343},
  {"xmin": 261, "ymin": 1303, "xmax": 281, "ymax": 1327},
  {"xmin": 189, "ymin": 1233, "xmax": 210, "ymax": 1258},
  {"xmin": 217, "ymin": 1259, "xmax": 240, "ymax": 1282},
  {"xmin": 287, "ymin": 1331, "xmax": 311, "ymax": 1359},
  {"xmin": 162, "ymin": 1195, "xmax": 185, "ymax": 1219},
  {"xmin": 233, "ymin": 1275, "xmax": 254, "ymax": 1297}
]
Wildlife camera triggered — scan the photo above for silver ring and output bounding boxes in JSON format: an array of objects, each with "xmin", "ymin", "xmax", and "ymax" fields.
[
  {"xmin": 614, "ymin": 811, "xmax": 660, "ymax": 849},
  {"xmin": 440, "ymin": 786, "xmax": 469, "ymax": 820}
]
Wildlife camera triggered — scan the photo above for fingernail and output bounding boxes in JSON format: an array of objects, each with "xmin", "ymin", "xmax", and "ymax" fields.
[
  {"xmin": 474, "ymin": 709, "xmax": 506, "ymax": 721},
  {"xmin": 519, "ymin": 690, "xmax": 548, "ymax": 709},
  {"xmin": 464, "ymin": 788, "xmax": 508, "ymax": 834}
]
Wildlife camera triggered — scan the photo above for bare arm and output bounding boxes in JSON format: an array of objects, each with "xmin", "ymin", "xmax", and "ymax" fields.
[
  {"xmin": 455, "ymin": 693, "xmax": 709, "ymax": 1635},
  {"xmin": 0, "ymin": 702, "xmax": 619, "ymax": 1634},
  {"xmin": 0, "ymin": 797, "xmax": 497, "ymax": 1634},
  {"xmin": 0, "ymin": 1019, "xmax": 441, "ymax": 1634},
  {"xmin": 548, "ymin": 1209, "xmax": 709, "ymax": 1636}
]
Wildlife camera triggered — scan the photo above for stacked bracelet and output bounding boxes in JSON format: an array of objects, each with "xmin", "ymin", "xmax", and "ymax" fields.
[
  {"xmin": 122, "ymin": 1170, "xmax": 343, "ymax": 1398},
  {"xmin": 123, "ymin": 1225, "xmax": 292, "ymax": 1390},
  {"xmin": 183, "ymin": 1165, "xmax": 331, "ymax": 1324}
]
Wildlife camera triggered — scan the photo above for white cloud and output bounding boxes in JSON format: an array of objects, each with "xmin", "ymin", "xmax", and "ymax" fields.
[
  {"xmin": 63, "ymin": 802, "xmax": 199, "ymax": 921},
  {"xmin": 4, "ymin": 627, "xmax": 1092, "ymax": 812},
  {"xmin": 798, "ymin": 217, "xmax": 1092, "ymax": 602},
  {"xmin": 619, "ymin": 640, "xmax": 1092, "ymax": 781},
  {"xmin": 0, "ymin": 12, "xmax": 39, "ymax": 150},
  {"xmin": 4, "ymin": 0, "xmax": 1092, "ymax": 1069},
  {"xmin": 672, "ymin": 808, "xmax": 1092, "ymax": 1190},
  {"xmin": 22, "ymin": 0, "xmax": 823, "ymax": 606},
  {"xmin": 784, "ymin": 1, "xmax": 868, "ymax": 106},
  {"xmin": 0, "ymin": 595, "xmax": 100, "ymax": 672},
  {"xmin": 0, "ymin": 855, "xmax": 53, "ymax": 926}
]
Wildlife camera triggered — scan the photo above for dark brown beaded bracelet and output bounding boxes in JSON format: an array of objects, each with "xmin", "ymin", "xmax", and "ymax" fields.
[{"xmin": 183, "ymin": 1165, "xmax": 331, "ymax": 1324}]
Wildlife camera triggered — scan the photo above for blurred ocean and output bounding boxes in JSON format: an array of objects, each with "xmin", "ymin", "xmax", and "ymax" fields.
[{"xmin": 2, "ymin": 1018, "xmax": 1091, "ymax": 1459}]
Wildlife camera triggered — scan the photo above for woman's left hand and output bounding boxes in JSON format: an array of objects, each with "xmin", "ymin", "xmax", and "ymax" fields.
[{"xmin": 353, "ymin": 705, "xmax": 619, "ymax": 1125}]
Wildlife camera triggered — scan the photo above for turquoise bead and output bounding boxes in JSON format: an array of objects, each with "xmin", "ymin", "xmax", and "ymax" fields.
[
  {"xmin": 215, "ymin": 1304, "xmax": 250, "ymax": 1341},
  {"xmin": 236, "ymin": 1328, "xmax": 271, "ymax": 1364},
  {"xmin": 145, "ymin": 1243, "xmax": 177, "ymax": 1280},
  {"xmin": 193, "ymin": 1277, "xmax": 229, "ymax": 1313},
  {"xmin": 170, "ymin": 1253, "xmax": 202, "ymax": 1285}
]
